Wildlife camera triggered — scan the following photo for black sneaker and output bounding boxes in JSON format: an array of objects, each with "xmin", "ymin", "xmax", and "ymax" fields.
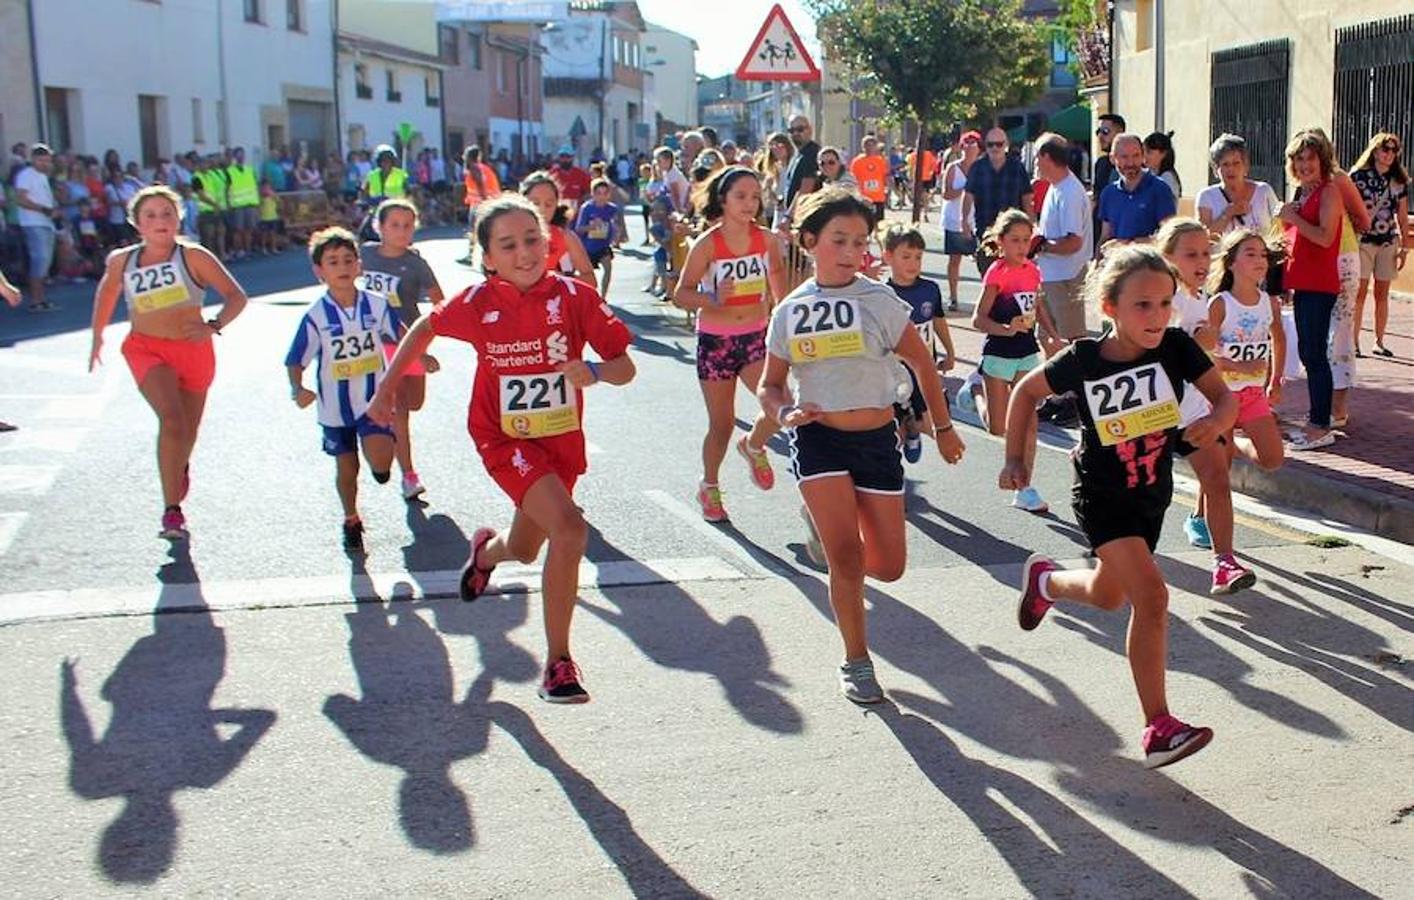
[
  {"xmin": 342, "ymin": 518, "xmax": 365, "ymax": 551},
  {"xmin": 538, "ymin": 657, "xmax": 590, "ymax": 704}
]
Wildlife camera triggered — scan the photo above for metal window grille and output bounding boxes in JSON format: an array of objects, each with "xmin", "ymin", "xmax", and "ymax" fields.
[
  {"xmin": 1210, "ymin": 40, "xmax": 1290, "ymax": 194},
  {"xmin": 1334, "ymin": 15, "xmax": 1414, "ymax": 170}
]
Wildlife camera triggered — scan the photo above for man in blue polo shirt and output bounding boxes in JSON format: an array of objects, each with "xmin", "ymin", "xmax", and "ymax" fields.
[{"xmin": 1098, "ymin": 133, "xmax": 1176, "ymax": 249}]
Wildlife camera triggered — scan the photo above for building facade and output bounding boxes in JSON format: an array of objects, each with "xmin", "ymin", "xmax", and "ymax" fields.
[
  {"xmin": 1110, "ymin": 0, "xmax": 1413, "ymax": 293},
  {"xmin": 437, "ymin": 15, "xmax": 545, "ymax": 166},
  {"xmin": 541, "ymin": 1, "xmax": 647, "ymax": 162},
  {"xmin": 21, "ymin": 0, "xmax": 334, "ymax": 166},
  {"xmin": 0, "ymin": 0, "xmax": 40, "ymax": 160},
  {"xmin": 642, "ymin": 23, "xmax": 698, "ymax": 140},
  {"xmin": 336, "ymin": 0, "xmax": 444, "ymax": 160}
]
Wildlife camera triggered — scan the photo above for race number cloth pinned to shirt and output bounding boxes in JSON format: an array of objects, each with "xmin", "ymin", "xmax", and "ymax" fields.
[
  {"xmin": 711, "ymin": 228, "xmax": 771, "ymax": 307},
  {"xmin": 499, "ymin": 372, "xmax": 578, "ymax": 439},
  {"xmin": 1082, "ymin": 363, "xmax": 1181, "ymax": 446},
  {"xmin": 122, "ymin": 244, "xmax": 199, "ymax": 315},
  {"xmin": 361, "ymin": 270, "xmax": 401, "ymax": 302},
  {"xmin": 787, "ymin": 295, "xmax": 864, "ymax": 362}
]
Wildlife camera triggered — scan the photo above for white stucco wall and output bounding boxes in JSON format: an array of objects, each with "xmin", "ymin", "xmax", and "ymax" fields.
[
  {"xmin": 337, "ymin": 53, "xmax": 444, "ymax": 158},
  {"xmin": 642, "ymin": 24, "xmax": 696, "ymax": 128},
  {"xmin": 31, "ymin": 0, "xmax": 332, "ymax": 164}
]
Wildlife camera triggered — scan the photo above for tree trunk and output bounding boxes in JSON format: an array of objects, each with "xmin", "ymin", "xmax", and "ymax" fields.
[{"xmin": 910, "ymin": 116, "xmax": 928, "ymax": 224}]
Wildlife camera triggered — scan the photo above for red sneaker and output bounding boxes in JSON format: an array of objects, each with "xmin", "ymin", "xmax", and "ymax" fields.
[
  {"xmin": 736, "ymin": 436, "xmax": 775, "ymax": 490},
  {"xmin": 458, "ymin": 527, "xmax": 498, "ymax": 602},
  {"xmin": 538, "ymin": 657, "xmax": 590, "ymax": 704},
  {"xmin": 1142, "ymin": 714, "xmax": 1213, "ymax": 769},
  {"xmin": 1017, "ymin": 553, "xmax": 1057, "ymax": 631}
]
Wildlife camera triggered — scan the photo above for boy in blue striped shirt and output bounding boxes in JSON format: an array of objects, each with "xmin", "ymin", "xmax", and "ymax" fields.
[{"xmin": 286, "ymin": 227, "xmax": 402, "ymax": 550}]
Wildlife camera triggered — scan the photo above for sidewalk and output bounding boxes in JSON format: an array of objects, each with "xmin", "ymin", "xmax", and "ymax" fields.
[{"xmin": 891, "ymin": 211, "xmax": 1414, "ymax": 545}]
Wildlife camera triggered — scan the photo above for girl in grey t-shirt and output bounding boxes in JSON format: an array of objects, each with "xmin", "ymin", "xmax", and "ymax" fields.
[
  {"xmin": 360, "ymin": 199, "xmax": 445, "ymax": 501},
  {"xmin": 759, "ymin": 188, "xmax": 965, "ymax": 705}
]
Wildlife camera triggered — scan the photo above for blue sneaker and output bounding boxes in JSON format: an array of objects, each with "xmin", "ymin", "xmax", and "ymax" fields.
[
  {"xmin": 903, "ymin": 432, "xmax": 923, "ymax": 463},
  {"xmin": 1184, "ymin": 514, "xmax": 1212, "ymax": 550}
]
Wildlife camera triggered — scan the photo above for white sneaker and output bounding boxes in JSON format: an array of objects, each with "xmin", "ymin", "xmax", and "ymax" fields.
[
  {"xmin": 1012, "ymin": 486, "xmax": 1049, "ymax": 514},
  {"xmin": 956, "ymin": 369, "xmax": 983, "ymax": 415},
  {"xmin": 401, "ymin": 472, "xmax": 426, "ymax": 500}
]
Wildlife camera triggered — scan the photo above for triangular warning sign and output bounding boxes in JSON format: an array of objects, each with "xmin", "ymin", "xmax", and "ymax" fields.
[{"xmin": 735, "ymin": 3, "xmax": 820, "ymax": 82}]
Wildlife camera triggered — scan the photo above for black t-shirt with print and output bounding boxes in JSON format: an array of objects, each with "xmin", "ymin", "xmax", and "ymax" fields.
[{"xmin": 1044, "ymin": 328, "xmax": 1213, "ymax": 511}]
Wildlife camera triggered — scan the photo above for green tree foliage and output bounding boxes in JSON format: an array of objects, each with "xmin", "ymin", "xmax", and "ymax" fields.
[{"xmin": 807, "ymin": 0, "xmax": 1050, "ymax": 219}]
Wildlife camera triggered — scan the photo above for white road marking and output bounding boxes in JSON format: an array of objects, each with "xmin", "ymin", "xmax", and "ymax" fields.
[
  {"xmin": 0, "ymin": 512, "xmax": 27, "ymax": 556},
  {"xmin": 0, "ymin": 556, "xmax": 753, "ymax": 625},
  {"xmin": 0, "ymin": 465, "xmax": 61, "ymax": 495},
  {"xmin": 642, "ymin": 488, "xmax": 786, "ymax": 578},
  {"xmin": 0, "ymin": 427, "xmax": 88, "ymax": 454}
]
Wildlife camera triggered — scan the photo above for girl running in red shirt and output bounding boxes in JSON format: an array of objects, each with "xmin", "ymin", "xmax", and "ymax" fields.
[
  {"xmin": 520, "ymin": 172, "xmax": 594, "ymax": 284},
  {"xmin": 370, "ymin": 195, "xmax": 635, "ymax": 704}
]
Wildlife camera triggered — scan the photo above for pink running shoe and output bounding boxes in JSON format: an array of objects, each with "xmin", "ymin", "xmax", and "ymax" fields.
[
  {"xmin": 736, "ymin": 437, "xmax": 775, "ymax": 490},
  {"xmin": 697, "ymin": 482, "xmax": 729, "ymax": 522},
  {"xmin": 458, "ymin": 527, "xmax": 498, "ymax": 602},
  {"xmin": 1210, "ymin": 554, "xmax": 1256, "ymax": 596},
  {"xmin": 1017, "ymin": 553, "xmax": 1057, "ymax": 631},
  {"xmin": 159, "ymin": 507, "xmax": 187, "ymax": 540},
  {"xmin": 1142, "ymin": 713, "xmax": 1213, "ymax": 769},
  {"xmin": 538, "ymin": 657, "xmax": 590, "ymax": 704}
]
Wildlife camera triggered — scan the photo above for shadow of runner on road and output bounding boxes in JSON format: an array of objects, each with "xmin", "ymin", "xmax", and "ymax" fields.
[
  {"xmin": 1166, "ymin": 556, "xmax": 1413, "ymax": 732},
  {"xmin": 868, "ymin": 699, "xmax": 1193, "ymax": 898},
  {"xmin": 59, "ymin": 546, "xmax": 275, "ymax": 884},
  {"xmin": 323, "ymin": 554, "xmax": 495, "ymax": 854},
  {"xmin": 580, "ymin": 527, "xmax": 803, "ymax": 735}
]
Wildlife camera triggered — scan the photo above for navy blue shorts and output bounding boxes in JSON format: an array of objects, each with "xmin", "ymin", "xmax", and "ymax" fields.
[
  {"xmin": 321, "ymin": 414, "xmax": 394, "ymax": 457},
  {"xmin": 789, "ymin": 422, "xmax": 903, "ymax": 494}
]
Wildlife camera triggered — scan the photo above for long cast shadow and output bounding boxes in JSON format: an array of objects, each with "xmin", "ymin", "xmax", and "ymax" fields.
[
  {"xmin": 332, "ymin": 541, "xmax": 705, "ymax": 893},
  {"xmin": 580, "ymin": 527, "xmax": 803, "ymax": 734},
  {"xmin": 782, "ymin": 572, "xmax": 1369, "ymax": 894},
  {"xmin": 60, "ymin": 548, "xmax": 275, "ymax": 884}
]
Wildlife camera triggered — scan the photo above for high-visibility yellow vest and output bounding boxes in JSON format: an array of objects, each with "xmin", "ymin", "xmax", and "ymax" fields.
[
  {"xmin": 226, "ymin": 164, "xmax": 259, "ymax": 208},
  {"xmin": 364, "ymin": 167, "xmax": 408, "ymax": 198},
  {"xmin": 198, "ymin": 170, "xmax": 228, "ymax": 211}
]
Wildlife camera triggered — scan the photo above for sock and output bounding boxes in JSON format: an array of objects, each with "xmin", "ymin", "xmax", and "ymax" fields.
[
  {"xmin": 165, "ymin": 504, "xmax": 181, "ymax": 513},
  {"xmin": 371, "ymin": 470, "xmax": 391, "ymax": 484},
  {"xmin": 1038, "ymin": 571, "xmax": 1056, "ymax": 604}
]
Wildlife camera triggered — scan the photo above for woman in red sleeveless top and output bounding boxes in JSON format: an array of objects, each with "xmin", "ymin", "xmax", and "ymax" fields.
[
  {"xmin": 673, "ymin": 166, "xmax": 788, "ymax": 522},
  {"xmin": 1278, "ymin": 130, "xmax": 1343, "ymax": 450},
  {"xmin": 520, "ymin": 172, "xmax": 593, "ymax": 283}
]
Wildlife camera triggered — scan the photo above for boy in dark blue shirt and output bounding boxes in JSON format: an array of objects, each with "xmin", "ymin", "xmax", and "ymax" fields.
[
  {"xmin": 882, "ymin": 223, "xmax": 956, "ymax": 463},
  {"xmin": 573, "ymin": 178, "xmax": 619, "ymax": 295}
]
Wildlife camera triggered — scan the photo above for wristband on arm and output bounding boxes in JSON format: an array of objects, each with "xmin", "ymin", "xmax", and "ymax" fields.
[{"xmin": 585, "ymin": 360, "xmax": 601, "ymax": 383}]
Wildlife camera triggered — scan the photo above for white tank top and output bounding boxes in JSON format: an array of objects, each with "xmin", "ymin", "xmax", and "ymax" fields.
[
  {"xmin": 121, "ymin": 243, "xmax": 202, "ymax": 316},
  {"xmin": 1216, "ymin": 290, "xmax": 1273, "ymax": 389},
  {"xmin": 1172, "ymin": 284, "xmax": 1212, "ymax": 426},
  {"xmin": 941, "ymin": 164, "xmax": 969, "ymax": 232}
]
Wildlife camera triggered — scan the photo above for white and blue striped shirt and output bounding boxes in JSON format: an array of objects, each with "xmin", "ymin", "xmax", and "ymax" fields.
[{"xmin": 285, "ymin": 290, "xmax": 402, "ymax": 428}]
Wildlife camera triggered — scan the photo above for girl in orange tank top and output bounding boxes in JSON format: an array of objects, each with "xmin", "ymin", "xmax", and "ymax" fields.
[{"xmin": 672, "ymin": 167, "xmax": 789, "ymax": 522}]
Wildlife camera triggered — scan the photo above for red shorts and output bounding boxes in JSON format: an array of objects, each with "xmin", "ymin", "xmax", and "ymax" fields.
[
  {"xmin": 479, "ymin": 434, "xmax": 584, "ymax": 507},
  {"xmin": 382, "ymin": 342, "xmax": 426, "ymax": 377},
  {"xmin": 1233, "ymin": 384, "xmax": 1273, "ymax": 427},
  {"xmin": 121, "ymin": 332, "xmax": 216, "ymax": 392}
]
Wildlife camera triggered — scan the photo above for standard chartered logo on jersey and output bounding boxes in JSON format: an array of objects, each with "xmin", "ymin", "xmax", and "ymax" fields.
[{"xmin": 546, "ymin": 330, "xmax": 569, "ymax": 364}]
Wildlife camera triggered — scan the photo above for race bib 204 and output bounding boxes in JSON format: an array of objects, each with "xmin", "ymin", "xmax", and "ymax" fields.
[
  {"xmin": 499, "ymin": 373, "xmax": 579, "ymax": 439},
  {"xmin": 715, "ymin": 254, "xmax": 767, "ymax": 306},
  {"xmin": 787, "ymin": 297, "xmax": 865, "ymax": 363},
  {"xmin": 1083, "ymin": 363, "xmax": 1181, "ymax": 447},
  {"xmin": 128, "ymin": 262, "xmax": 191, "ymax": 314}
]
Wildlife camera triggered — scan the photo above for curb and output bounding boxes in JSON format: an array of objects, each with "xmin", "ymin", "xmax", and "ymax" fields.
[{"xmin": 1178, "ymin": 455, "xmax": 1414, "ymax": 546}]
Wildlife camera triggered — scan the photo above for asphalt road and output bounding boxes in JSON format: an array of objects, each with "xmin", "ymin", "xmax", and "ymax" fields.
[{"xmin": 0, "ymin": 219, "xmax": 1409, "ymax": 897}]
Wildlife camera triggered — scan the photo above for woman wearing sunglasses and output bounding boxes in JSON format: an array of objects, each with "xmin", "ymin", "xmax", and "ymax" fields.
[
  {"xmin": 816, "ymin": 147, "xmax": 858, "ymax": 193},
  {"xmin": 1350, "ymin": 133, "xmax": 1409, "ymax": 358}
]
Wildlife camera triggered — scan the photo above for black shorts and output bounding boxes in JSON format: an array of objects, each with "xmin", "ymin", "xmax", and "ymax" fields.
[
  {"xmin": 790, "ymin": 422, "xmax": 903, "ymax": 494},
  {"xmin": 1072, "ymin": 487, "xmax": 1166, "ymax": 552},
  {"xmin": 943, "ymin": 229, "xmax": 977, "ymax": 256},
  {"xmin": 588, "ymin": 246, "xmax": 613, "ymax": 268}
]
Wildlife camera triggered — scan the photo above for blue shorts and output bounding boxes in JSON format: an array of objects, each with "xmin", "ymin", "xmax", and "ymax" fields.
[
  {"xmin": 22, "ymin": 226, "xmax": 56, "ymax": 279},
  {"xmin": 321, "ymin": 414, "xmax": 394, "ymax": 457},
  {"xmin": 981, "ymin": 353, "xmax": 1041, "ymax": 382}
]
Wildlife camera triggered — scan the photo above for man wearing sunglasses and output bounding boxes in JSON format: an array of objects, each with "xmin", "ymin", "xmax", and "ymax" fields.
[
  {"xmin": 782, "ymin": 115, "xmax": 821, "ymax": 214},
  {"xmin": 962, "ymin": 127, "xmax": 1032, "ymax": 275},
  {"xmin": 1092, "ymin": 114, "xmax": 1125, "ymax": 257}
]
